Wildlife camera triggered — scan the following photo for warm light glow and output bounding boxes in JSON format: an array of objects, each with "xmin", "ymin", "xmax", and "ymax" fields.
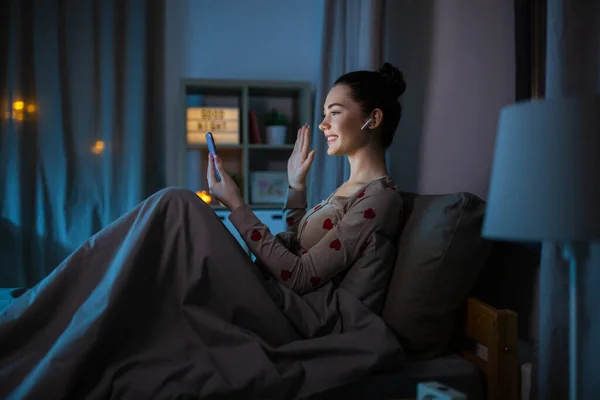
[
  {"xmin": 13, "ymin": 101, "xmax": 24, "ymax": 111},
  {"xmin": 92, "ymin": 140, "xmax": 105, "ymax": 154},
  {"xmin": 26, "ymin": 104, "xmax": 36, "ymax": 113},
  {"xmin": 196, "ymin": 190, "xmax": 212, "ymax": 203}
]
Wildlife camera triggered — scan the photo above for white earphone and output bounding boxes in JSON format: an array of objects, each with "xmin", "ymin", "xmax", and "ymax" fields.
[{"xmin": 360, "ymin": 118, "xmax": 373, "ymax": 130}]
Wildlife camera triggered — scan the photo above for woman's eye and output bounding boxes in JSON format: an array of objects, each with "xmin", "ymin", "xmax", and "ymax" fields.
[{"xmin": 321, "ymin": 111, "xmax": 340, "ymax": 118}]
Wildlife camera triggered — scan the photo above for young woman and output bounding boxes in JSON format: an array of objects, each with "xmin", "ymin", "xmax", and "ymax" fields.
[{"xmin": 0, "ymin": 63, "xmax": 407, "ymax": 399}]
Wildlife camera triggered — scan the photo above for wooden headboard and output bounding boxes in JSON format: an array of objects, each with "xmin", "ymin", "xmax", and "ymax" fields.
[{"xmin": 453, "ymin": 297, "xmax": 520, "ymax": 400}]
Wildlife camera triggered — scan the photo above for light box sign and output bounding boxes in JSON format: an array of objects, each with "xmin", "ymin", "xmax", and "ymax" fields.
[
  {"xmin": 187, "ymin": 107, "xmax": 240, "ymax": 145},
  {"xmin": 186, "ymin": 120, "xmax": 240, "ymax": 133}
]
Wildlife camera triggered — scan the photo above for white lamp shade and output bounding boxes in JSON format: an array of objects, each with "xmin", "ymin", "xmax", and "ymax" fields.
[{"xmin": 482, "ymin": 97, "xmax": 600, "ymax": 242}]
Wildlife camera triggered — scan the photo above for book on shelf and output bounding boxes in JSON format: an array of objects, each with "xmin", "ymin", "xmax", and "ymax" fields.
[{"xmin": 249, "ymin": 110, "xmax": 262, "ymax": 144}]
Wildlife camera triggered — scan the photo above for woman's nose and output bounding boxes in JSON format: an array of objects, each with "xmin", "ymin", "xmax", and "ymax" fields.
[{"xmin": 319, "ymin": 119, "xmax": 329, "ymax": 131}]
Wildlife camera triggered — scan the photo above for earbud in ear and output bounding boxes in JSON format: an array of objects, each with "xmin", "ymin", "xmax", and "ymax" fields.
[{"xmin": 360, "ymin": 118, "xmax": 373, "ymax": 131}]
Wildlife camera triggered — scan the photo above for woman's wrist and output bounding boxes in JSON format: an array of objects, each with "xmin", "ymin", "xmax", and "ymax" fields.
[
  {"xmin": 227, "ymin": 195, "xmax": 245, "ymax": 213},
  {"xmin": 289, "ymin": 183, "xmax": 306, "ymax": 191}
]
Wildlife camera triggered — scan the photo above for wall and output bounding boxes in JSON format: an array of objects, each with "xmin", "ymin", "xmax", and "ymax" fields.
[
  {"xmin": 385, "ymin": 0, "xmax": 515, "ymax": 199},
  {"xmin": 183, "ymin": 0, "xmax": 323, "ymax": 81}
]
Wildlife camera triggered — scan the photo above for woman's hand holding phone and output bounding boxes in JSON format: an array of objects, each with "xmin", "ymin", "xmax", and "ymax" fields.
[
  {"xmin": 205, "ymin": 132, "xmax": 221, "ymax": 182},
  {"xmin": 287, "ymin": 124, "xmax": 316, "ymax": 190},
  {"xmin": 206, "ymin": 133, "xmax": 244, "ymax": 212}
]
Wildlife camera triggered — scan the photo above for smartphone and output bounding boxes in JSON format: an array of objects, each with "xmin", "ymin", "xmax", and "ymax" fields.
[{"xmin": 205, "ymin": 132, "xmax": 221, "ymax": 182}]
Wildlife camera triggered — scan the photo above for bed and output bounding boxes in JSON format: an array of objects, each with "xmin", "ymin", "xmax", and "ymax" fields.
[
  {"xmin": 0, "ymin": 190, "xmax": 533, "ymax": 399},
  {"xmin": 0, "ymin": 291, "xmax": 519, "ymax": 400}
]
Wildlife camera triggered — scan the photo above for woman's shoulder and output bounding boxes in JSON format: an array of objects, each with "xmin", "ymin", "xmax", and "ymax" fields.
[
  {"xmin": 340, "ymin": 177, "xmax": 403, "ymax": 235},
  {"xmin": 347, "ymin": 176, "xmax": 403, "ymax": 212}
]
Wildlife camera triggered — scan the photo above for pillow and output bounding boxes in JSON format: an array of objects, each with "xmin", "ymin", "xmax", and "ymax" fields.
[{"xmin": 382, "ymin": 192, "xmax": 493, "ymax": 360}]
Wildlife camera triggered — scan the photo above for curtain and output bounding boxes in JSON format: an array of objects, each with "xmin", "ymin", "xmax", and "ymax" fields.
[
  {"xmin": 514, "ymin": 0, "xmax": 546, "ymax": 101},
  {"xmin": 308, "ymin": 0, "xmax": 386, "ymax": 206},
  {"xmin": 537, "ymin": 0, "xmax": 600, "ymax": 399},
  {"xmin": 513, "ymin": 1, "xmax": 546, "ymax": 398},
  {"xmin": 0, "ymin": 0, "xmax": 166, "ymax": 288}
]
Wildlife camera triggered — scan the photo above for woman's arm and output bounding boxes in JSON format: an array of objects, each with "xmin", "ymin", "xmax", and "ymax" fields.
[
  {"xmin": 282, "ymin": 187, "xmax": 307, "ymax": 234},
  {"xmin": 229, "ymin": 186, "xmax": 402, "ymax": 295}
]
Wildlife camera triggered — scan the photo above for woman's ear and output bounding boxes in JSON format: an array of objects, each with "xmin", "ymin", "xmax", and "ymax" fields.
[{"xmin": 368, "ymin": 109, "xmax": 384, "ymax": 129}]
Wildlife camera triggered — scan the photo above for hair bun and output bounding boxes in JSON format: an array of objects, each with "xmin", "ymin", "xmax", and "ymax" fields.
[{"xmin": 378, "ymin": 62, "xmax": 406, "ymax": 99}]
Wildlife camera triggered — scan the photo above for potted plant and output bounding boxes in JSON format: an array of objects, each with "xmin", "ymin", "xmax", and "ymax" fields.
[{"xmin": 264, "ymin": 109, "xmax": 288, "ymax": 145}]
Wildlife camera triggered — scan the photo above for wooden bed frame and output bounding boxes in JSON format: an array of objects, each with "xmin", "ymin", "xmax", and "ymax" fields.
[{"xmin": 452, "ymin": 297, "xmax": 520, "ymax": 400}]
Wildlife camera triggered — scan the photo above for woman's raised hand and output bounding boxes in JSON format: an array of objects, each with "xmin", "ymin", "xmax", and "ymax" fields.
[{"xmin": 287, "ymin": 124, "xmax": 316, "ymax": 190}]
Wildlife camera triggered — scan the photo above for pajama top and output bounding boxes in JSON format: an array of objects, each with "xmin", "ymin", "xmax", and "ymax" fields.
[{"xmin": 228, "ymin": 176, "xmax": 403, "ymax": 295}]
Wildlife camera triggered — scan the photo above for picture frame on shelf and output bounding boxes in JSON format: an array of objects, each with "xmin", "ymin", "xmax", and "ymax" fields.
[{"xmin": 250, "ymin": 171, "xmax": 288, "ymax": 204}]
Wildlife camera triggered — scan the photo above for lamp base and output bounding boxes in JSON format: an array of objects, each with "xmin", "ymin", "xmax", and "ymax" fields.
[{"xmin": 561, "ymin": 242, "xmax": 589, "ymax": 400}]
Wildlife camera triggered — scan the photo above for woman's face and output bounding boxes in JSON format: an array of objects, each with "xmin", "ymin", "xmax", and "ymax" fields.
[{"xmin": 319, "ymin": 84, "xmax": 370, "ymax": 156}]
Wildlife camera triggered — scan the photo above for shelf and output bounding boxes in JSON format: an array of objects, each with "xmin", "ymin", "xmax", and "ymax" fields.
[
  {"xmin": 248, "ymin": 85, "xmax": 307, "ymax": 146},
  {"xmin": 185, "ymin": 87, "xmax": 243, "ymax": 110},
  {"xmin": 248, "ymin": 144, "xmax": 294, "ymax": 150},
  {"xmin": 179, "ymin": 78, "xmax": 312, "ymax": 209},
  {"xmin": 187, "ymin": 144, "xmax": 245, "ymax": 150},
  {"xmin": 187, "ymin": 144, "xmax": 294, "ymax": 151},
  {"xmin": 249, "ymin": 148, "xmax": 289, "ymax": 172}
]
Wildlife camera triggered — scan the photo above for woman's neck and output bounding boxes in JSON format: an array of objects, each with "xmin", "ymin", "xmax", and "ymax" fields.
[{"xmin": 346, "ymin": 145, "xmax": 389, "ymax": 184}]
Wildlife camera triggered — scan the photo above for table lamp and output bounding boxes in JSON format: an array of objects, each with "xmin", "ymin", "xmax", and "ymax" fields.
[{"xmin": 482, "ymin": 97, "xmax": 600, "ymax": 400}]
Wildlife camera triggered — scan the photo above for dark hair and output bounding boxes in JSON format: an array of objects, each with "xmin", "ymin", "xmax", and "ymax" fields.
[{"xmin": 333, "ymin": 62, "xmax": 406, "ymax": 149}]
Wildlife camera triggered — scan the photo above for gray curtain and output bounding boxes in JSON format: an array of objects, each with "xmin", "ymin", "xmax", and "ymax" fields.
[
  {"xmin": 537, "ymin": 0, "xmax": 600, "ymax": 398},
  {"xmin": 308, "ymin": 0, "xmax": 386, "ymax": 206},
  {"xmin": 0, "ymin": 0, "xmax": 166, "ymax": 288}
]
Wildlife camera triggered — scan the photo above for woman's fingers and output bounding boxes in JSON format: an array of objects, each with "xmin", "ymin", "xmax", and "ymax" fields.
[
  {"xmin": 291, "ymin": 124, "xmax": 312, "ymax": 165},
  {"xmin": 302, "ymin": 124, "xmax": 310, "ymax": 156},
  {"xmin": 303, "ymin": 149, "xmax": 316, "ymax": 168},
  {"xmin": 213, "ymin": 154, "xmax": 223, "ymax": 173},
  {"xmin": 213, "ymin": 154, "xmax": 225, "ymax": 183},
  {"xmin": 298, "ymin": 125, "xmax": 306, "ymax": 154},
  {"xmin": 294, "ymin": 126, "xmax": 302, "ymax": 153},
  {"xmin": 207, "ymin": 154, "xmax": 216, "ymax": 187}
]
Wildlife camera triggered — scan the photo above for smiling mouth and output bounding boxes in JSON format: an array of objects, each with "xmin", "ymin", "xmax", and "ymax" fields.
[{"xmin": 326, "ymin": 135, "xmax": 338, "ymax": 145}]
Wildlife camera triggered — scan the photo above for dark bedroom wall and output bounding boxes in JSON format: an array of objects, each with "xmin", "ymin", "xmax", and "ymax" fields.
[{"xmin": 385, "ymin": 0, "xmax": 515, "ymax": 199}]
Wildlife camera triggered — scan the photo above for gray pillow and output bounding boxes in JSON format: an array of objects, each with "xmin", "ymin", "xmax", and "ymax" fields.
[{"xmin": 382, "ymin": 192, "xmax": 493, "ymax": 359}]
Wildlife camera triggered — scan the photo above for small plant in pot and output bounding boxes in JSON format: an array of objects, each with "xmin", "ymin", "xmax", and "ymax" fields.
[{"xmin": 264, "ymin": 109, "xmax": 288, "ymax": 145}]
